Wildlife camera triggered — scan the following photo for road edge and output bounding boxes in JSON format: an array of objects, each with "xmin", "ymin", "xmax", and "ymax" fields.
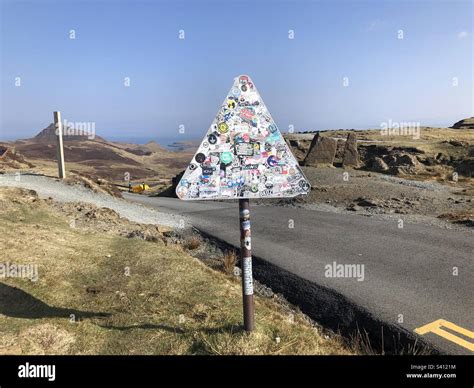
[{"xmin": 195, "ymin": 228, "xmax": 441, "ymax": 355}]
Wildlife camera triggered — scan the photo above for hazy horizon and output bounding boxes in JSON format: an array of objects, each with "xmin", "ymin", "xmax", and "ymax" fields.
[
  {"xmin": 1, "ymin": 0, "xmax": 472, "ymax": 141},
  {"xmin": 1, "ymin": 119, "xmax": 468, "ymax": 145}
]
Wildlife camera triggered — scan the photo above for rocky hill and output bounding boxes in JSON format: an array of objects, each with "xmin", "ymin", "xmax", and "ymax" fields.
[
  {"xmin": 10, "ymin": 124, "xmax": 193, "ymax": 183},
  {"xmin": 451, "ymin": 117, "xmax": 474, "ymax": 130},
  {"xmin": 32, "ymin": 123, "xmax": 107, "ymax": 143}
]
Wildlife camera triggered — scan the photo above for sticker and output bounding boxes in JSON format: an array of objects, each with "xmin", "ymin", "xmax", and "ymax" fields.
[
  {"xmin": 208, "ymin": 134, "xmax": 218, "ymax": 144},
  {"xmin": 236, "ymin": 142, "xmax": 254, "ymax": 156},
  {"xmin": 195, "ymin": 153, "xmax": 206, "ymax": 163},
  {"xmin": 231, "ymin": 87, "xmax": 241, "ymax": 97},
  {"xmin": 176, "ymin": 75, "xmax": 311, "ymax": 200},
  {"xmin": 202, "ymin": 166, "xmax": 215, "ymax": 175},
  {"xmin": 176, "ymin": 186, "xmax": 187, "ymax": 199},
  {"xmin": 240, "ymin": 108, "xmax": 254, "ymax": 121},
  {"xmin": 242, "ymin": 220, "xmax": 251, "ymax": 230},
  {"xmin": 240, "ymin": 208, "xmax": 250, "ymax": 220},
  {"xmin": 220, "ymin": 152, "xmax": 233, "ymax": 165},
  {"xmin": 267, "ymin": 155, "xmax": 279, "ymax": 167},
  {"xmin": 239, "ymin": 75, "xmax": 250, "ymax": 84},
  {"xmin": 242, "ymin": 257, "xmax": 254, "ymax": 295},
  {"xmin": 218, "ymin": 122, "xmax": 229, "ymax": 134},
  {"xmin": 299, "ymin": 180, "xmax": 311, "ymax": 192},
  {"xmin": 244, "ymin": 237, "xmax": 251, "ymax": 250}
]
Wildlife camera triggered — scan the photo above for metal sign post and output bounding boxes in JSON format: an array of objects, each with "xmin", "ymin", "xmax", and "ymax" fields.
[
  {"xmin": 177, "ymin": 75, "xmax": 310, "ymax": 332},
  {"xmin": 239, "ymin": 198, "xmax": 254, "ymax": 331}
]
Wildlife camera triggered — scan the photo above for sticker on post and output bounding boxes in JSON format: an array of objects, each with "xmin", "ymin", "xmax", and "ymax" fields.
[{"xmin": 242, "ymin": 257, "xmax": 254, "ymax": 295}]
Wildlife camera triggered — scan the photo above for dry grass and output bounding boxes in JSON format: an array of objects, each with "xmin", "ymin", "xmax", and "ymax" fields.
[
  {"xmin": 222, "ymin": 250, "xmax": 238, "ymax": 275},
  {"xmin": 183, "ymin": 236, "xmax": 201, "ymax": 250},
  {"xmin": 321, "ymin": 127, "xmax": 474, "ymax": 143},
  {"xmin": 0, "ymin": 187, "xmax": 353, "ymax": 355},
  {"xmin": 349, "ymin": 327, "xmax": 434, "ymax": 356}
]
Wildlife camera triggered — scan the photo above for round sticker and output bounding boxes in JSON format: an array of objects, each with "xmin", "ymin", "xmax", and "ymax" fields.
[
  {"xmin": 267, "ymin": 155, "xmax": 279, "ymax": 167},
  {"xmin": 241, "ymin": 84, "xmax": 248, "ymax": 92},
  {"xmin": 240, "ymin": 208, "xmax": 250, "ymax": 219},
  {"xmin": 268, "ymin": 124, "xmax": 277, "ymax": 133},
  {"xmin": 195, "ymin": 153, "xmax": 206, "ymax": 163},
  {"xmin": 250, "ymin": 184, "xmax": 259, "ymax": 193},
  {"xmin": 218, "ymin": 122, "xmax": 229, "ymax": 134},
  {"xmin": 208, "ymin": 134, "xmax": 217, "ymax": 144},
  {"xmin": 227, "ymin": 99, "xmax": 237, "ymax": 109},
  {"xmin": 220, "ymin": 152, "xmax": 233, "ymax": 164},
  {"xmin": 176, "ymin": 186, "xmax": 187, "ymax": 199},
  {"xmin": 231, "ymin": 87, "xmax": 241, "ymax": 97}
]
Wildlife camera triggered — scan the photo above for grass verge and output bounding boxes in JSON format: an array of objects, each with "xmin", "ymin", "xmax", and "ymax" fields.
[{"xmin": 0, "ymin": 187, "xmax": 353, "ymax": 355}]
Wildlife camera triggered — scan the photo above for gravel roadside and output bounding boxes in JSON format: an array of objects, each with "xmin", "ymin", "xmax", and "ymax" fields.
[{"xmin": 0, "ymin": 173, "xmax": 183, "ymax": 228}]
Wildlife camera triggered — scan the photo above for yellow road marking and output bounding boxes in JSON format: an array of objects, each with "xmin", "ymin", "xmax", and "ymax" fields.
[{"xmin": 415, "ymin": 319, "xmax": 474, "ymax": 351}]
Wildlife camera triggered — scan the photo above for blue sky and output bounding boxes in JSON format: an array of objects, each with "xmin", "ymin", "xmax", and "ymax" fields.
[{"xmin": 1, "ymin": 0, "xmax": 472, "ymax": 143}]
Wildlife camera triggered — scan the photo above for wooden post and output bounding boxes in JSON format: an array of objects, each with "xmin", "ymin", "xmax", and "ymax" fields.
[
  {"xmin": 53, "ymin": 111, "xmax": 66, "ymax": 179},
  {"xmin": 239, "ymin": 198, "xmax": 255, "ymax": 331}
]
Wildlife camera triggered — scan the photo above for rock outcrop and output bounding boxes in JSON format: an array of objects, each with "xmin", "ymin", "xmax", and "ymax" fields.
[
  {"xmin": 303, "ymin": 133, "xmax": 337, "ymax": 166},
  {"xmin": 33, "ymin": 123, "xmax": 106, "ymax": 143},
  {"xmin": 372, "ymin": 157, "xmax": 389, "ymax": 172},
  {"xmin": 0, "ymin": 146, "xmax": 34, "ymax": 170},
  {"xmin": 286, "ymin": 138, "xmax": 310, "ymax": 162},
  {"xmin": 342, "ymin": 133, "xmax": 360, "ymax": 167},
  {"xmin": 363, "ymin": 146, "xmax": 424, "ymax": 175},
  {"xmin": 451, "ymin": 117, "xmax": 474, "ymax": 130}
]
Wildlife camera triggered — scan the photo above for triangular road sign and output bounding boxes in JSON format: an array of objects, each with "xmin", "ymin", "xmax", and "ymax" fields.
[{"xmin": 176, "ymin": 75, "xmax": 311, "ymax": 200}]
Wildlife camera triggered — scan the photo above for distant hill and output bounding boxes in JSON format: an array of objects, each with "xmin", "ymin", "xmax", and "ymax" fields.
[
  {"xmin": 10, "ymin": 123, "xmax": 192, "ymax": 181},
  {"xmin": 451, "ymin": 117, "xmax": 474, "ymax": 130},
  {"xmin": 167, "ymin": 139, "xmax": 200, "ymax": 152},
  {"xmin": 32, "ymin": 123, "xmax": 107, "ymax": 143}
]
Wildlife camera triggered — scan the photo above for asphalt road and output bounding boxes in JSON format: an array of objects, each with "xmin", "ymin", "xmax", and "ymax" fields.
[{"xmin": 124, "ymin": 193, "xmax": 474, "ymax": 355}]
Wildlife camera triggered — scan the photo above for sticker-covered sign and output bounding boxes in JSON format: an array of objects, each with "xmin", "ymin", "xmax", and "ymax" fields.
[{"xmin": 176, "ymin": 75, "xmax": 311, "ymax": 200}]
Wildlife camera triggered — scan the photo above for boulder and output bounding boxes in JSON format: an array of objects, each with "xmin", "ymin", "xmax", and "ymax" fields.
[
  {"xmin": 335, "ymin": 139, "xmax": 346, "ymax": 160},
  {"xmin": 342, "ymin": 133, "xmax": 360, "ymax": 167},
  {"xmin": 386, "ymin": 152, "xmax": 423, "ymax": 175},
  {"xmin": 356, "ymin": 197, "xmax": 380, "ymax": 207},
  {"xmin": 372, "ymin": 157, "xmax": 389, "ymax": 172},
  {"xmin": 303, "ymin": 133, "xmax": 337, "ymax": 166},
  {"xmin": 396, "ymin": 153, "xmax": 418, "ymax": 167}
]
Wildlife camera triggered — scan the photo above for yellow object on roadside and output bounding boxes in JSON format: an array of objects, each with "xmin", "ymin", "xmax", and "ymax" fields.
[{"xmin": 131, "ymin": 183, "xmax": 150, "ymax": 193}]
